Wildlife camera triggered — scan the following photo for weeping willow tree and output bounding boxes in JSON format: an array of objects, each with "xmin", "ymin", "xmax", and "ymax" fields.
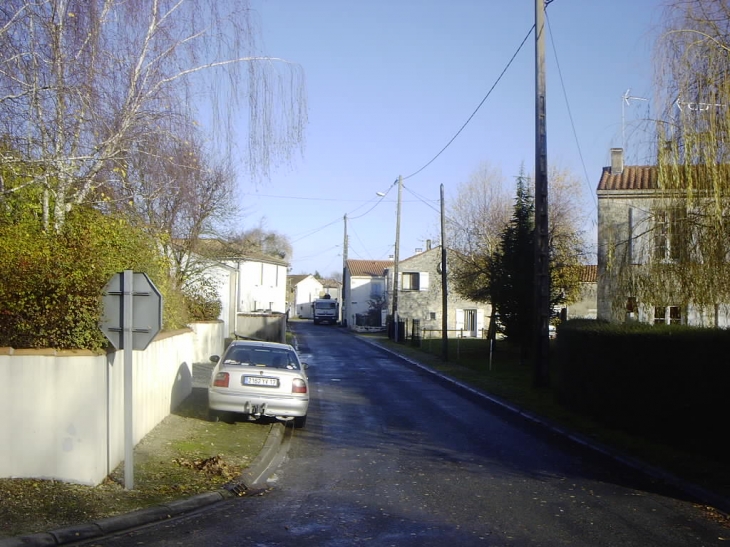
[{"xmin": 610, "ymin": 0, "xmax": 730, "ymax": 321}]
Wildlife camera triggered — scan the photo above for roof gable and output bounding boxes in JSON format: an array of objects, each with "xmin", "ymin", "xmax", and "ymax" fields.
[
  {"xmin": 398, "ymin": 246, "xmax": 441, "ymax": 266},
  {"xmin": 287, "ymin": 274, "xmax": 315, "ymax": 286},
  {"xmin": 597, "ymin": 166, "xmax": 658, "ymax": 191},
  {"xmin": 347, "ymin": 259, "xmax": 392, "ymax": 277}
]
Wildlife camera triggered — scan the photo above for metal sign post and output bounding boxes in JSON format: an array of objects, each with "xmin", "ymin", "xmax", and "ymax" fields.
[
  {"xmin": 123, "ymin": 271, "xmax": 134, "ymax": 490},
  {"xmin": 100, "ymin": 270, "xmax": 163, "ymax": 490}
]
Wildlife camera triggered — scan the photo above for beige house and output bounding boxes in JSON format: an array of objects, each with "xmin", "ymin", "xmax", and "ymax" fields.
[{"xmin": 597, "ymin": 148, "xmax": 730, "ymax": 326}]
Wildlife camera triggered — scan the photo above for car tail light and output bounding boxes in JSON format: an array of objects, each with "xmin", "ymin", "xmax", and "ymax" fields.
[
  {"xmin": 292, "ymin": 378, "xmax": 307, "ymax": 394},
  {"xmin": 213, "ymin": 372, "xmax": 230, "ymax": 388}
]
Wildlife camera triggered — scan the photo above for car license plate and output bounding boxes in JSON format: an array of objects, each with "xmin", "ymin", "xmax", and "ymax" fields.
[{"xmin": 243, "ymin": 376, "xmax": 279, "ymax": 387}]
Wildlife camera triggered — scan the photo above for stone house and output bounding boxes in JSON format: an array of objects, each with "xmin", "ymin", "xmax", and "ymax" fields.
[
  {"xmin": 597, "ymin": 148, "xmax": 730, "ymax": 326},
  {"xmin": 387, "ymin": 245, "xmax": 492, "ymax": 339}
]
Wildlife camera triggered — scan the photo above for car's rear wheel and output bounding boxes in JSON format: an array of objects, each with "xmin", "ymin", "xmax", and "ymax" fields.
[{"xmin": 292, "ymin": 415, "xmax": 307, "ymax": 429}]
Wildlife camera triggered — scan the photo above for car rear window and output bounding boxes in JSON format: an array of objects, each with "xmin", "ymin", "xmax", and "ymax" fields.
[{"xmin": 222, "ymin": 346, "xmax": 300, "ymax": 369}]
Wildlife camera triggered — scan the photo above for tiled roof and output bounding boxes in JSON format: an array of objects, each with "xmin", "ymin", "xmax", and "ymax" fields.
[
  {"xmin": 597, "ymin": 163, "xmax": 730, "ymax": 192},
  {"xmin": 287, "ymin": 274, "xmax": 310, "ymax": 286},
  {"xmin": 347, "ymin": 259, "xmax": 392, "ymax": 277},
  {"xmin": 580, "ymin": 265, "xmax": 597, "ymax": 283},
  {"xmin": 597, "ymin": 166, "xmax": 658, "ymax": 191}
]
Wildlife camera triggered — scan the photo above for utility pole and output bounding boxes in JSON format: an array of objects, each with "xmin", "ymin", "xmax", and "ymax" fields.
[
  {"xmin": 342, "ymin": 214, "xmax": 348, "ymax": 327},
  {"xmin": 392, "ymin": 175, "xmax": 402, "ymax": 342},
  {"xmin": 440, "ymin": 184, "xmax": 448, "ymax": 361},
  {"xmin": 534, "ymin": 0, "xmax": 550, "ymax": 387}
]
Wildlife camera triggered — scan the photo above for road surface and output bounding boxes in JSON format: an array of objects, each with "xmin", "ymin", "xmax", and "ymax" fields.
[{"xmin": 82, "ymin": 321, "xmax": 728, "ymax": 546}]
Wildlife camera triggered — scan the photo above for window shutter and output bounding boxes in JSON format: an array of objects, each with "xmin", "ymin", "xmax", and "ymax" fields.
[
  {"xmin": 629, "ymin": 207, "xmax": 650, "ymax": 264},
  {"xmin": 455, "ymin": 309, "xmax": 464, "ymax": 330},
  {"xmin": 420, "ymin": 272, "xmax": 429, "ymax": 290},
  {"xmin": 476, "ymin": 309, "xmax": 485, "ymax": 334}
]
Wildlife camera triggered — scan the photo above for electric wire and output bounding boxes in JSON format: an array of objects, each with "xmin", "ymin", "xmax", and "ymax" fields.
[
  {"xmin": 545, "ymin": 10, "xmax": 598, "ymax": 212},
  {"xmin": 289, "ymin": 18, "xmax": 534, "ymax": 254},
  {"xmin": 290, "ymin": 186, "xmax": 394, "ymax": 243},
  {"xmin": 403, "ymin": 24, "xmax": 536, "ymax": 182}
]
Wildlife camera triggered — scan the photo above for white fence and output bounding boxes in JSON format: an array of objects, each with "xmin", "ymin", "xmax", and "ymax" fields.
[{"xmin": 0, "ymin": 322, "xmax": 225, "ymax": 486}]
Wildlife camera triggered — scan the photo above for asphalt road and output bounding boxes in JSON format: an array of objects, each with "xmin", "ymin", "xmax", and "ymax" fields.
[{"xmin": 74, "ymin": 322, "xmax": 727, "ymax": 546}]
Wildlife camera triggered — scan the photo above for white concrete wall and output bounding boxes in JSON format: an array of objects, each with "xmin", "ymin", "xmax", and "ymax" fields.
[
  {"xmin": 189, "ymin": 321, "xmax": 226, "ymax": 363},
  {"xmin": 0, "ymin": 322, "xmax": 223, "ymax": 486}
]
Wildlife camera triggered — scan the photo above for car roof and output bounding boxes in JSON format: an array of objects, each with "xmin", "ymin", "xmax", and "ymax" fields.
[{"xmin": 227, "ymin": 340, "xmax": 295, "ymax": 351}]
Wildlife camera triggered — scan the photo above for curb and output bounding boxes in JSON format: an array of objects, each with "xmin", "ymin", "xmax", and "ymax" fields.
[
  {"xmin": 356, "ymin": 334, "xmax": 730, "ymax": 516},
  {"xmin": 0, "ymin": 425, "xmax": 286, "ymax": 547}
]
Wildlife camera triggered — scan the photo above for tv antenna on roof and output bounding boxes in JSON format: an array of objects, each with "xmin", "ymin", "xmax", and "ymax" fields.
[{"xmin": 622, "ymin": 88, "xmax": 648, "ymax": 151}]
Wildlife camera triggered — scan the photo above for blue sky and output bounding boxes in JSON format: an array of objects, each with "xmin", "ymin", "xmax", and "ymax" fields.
[{"xmin": 236, "ymin": 0, "xmax": 663, "ymax": 276}]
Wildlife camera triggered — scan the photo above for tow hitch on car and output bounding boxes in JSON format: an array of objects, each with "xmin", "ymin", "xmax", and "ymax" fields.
[{"xmin": 243, "ymin": 401, "xmax": 267, "ymax": 417}]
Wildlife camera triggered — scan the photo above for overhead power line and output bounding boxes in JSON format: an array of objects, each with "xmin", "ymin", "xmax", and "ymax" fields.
[
  {"xmin": 403, "ymin": 24, "xmax": 536, "ymax": 181},
  {"xmin": 545, "ymin": 10, "xmax": 598, "ymax": 211}
]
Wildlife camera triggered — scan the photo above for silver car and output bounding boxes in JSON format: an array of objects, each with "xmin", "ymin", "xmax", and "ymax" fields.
[{"xmin": 208, "ymin": 340, "xmax": 310, "ymax": 428}]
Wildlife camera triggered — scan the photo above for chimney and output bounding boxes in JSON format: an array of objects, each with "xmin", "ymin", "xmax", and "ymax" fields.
[
  {"xmin": 610, "ymin": 148, "xmax": 624, "ymax": 175},
  {"xmin": 426, "ymin": 239, "xmax": 432, "ymax": 251}
]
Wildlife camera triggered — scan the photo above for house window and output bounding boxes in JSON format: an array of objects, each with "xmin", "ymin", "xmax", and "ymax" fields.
[
  {"xmin": 654, "ymin": 306, "xmax": 681, "ymax": 325},
  {"xmin": 400, "ymin": 272, "xmax": 429, "ymax": 291},
  {"xmin": 626, "ymin": 297, "xmax": 637, "ymax": 313},
  {"xmin": 430, "ymin": 312, "xmax": 436, "ymax": 320},
  {"xmin": 370, "ymin": 281, "xmax": 383, "ymax": 298},
  {"xmin": 654, "ymin": 208, "xmax": 687, "ymax": 261},
  {"xmin": 402, "ymin": 272, "xmax": 420, "ymax": 290}
]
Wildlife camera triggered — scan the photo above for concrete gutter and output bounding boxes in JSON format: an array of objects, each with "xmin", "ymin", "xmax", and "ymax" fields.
[{"xmin": 0, "ymin": 424, "xmax": 287, "ymax": 547}]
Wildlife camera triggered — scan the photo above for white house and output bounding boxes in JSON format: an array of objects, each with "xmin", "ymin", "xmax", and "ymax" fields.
[
  {"xmin": 343, "ymin": 259, "xmax": 391, "ymax": 329},
  {"xmin": 287, "ymin": 274, "xmax": 324, "ymax": 319},
  {"xmin": 226, "ymin": 254, "xmax": 289, "ymax": 314},
  {"xmin": 188, "ymin": 241, "xmax": 290, "ymax": 337}
]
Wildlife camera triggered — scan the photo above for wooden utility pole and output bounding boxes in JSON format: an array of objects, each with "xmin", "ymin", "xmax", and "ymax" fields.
[
  {"xmin": 534, "ymin": 0, "xmax": 550, "ymax": 386},
  {"xmin": 440, "ymin": 184, "xmax": 448, "ymax": 361},
  {"xmin": 342, "ymin": 214, "xmax": 348, "ymax": 327},
  {"xmin": 392, "ymin": 176, "xmax": 402, "ymax": 342}
]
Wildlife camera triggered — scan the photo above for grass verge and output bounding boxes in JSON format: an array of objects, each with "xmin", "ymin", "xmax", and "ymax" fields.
[{"xmin": 366, "ymin": 333, "xmax": 730, "ymax": 507}]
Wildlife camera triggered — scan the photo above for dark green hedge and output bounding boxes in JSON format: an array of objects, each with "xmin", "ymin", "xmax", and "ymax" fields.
[{"xmin": 554, "ymin": 319, "xmax": 729, "ymax": 459}]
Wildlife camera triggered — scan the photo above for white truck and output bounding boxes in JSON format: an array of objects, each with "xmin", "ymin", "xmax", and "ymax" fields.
[{"xmin": 312, "ymin": 295, "xmax": 339, "ymax": 325}]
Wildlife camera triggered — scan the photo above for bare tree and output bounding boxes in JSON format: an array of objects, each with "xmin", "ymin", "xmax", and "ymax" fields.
[
  {"xmin": 0, "ymin": 0, "xmax": 307, "ymax": 231},
  {"xmin": 447, "ymin": 162, "xmax": 588, "ymax": 315},
  {"xmin": 446, "ymin": 162, "xmax": 512, "ymax": 261},
  {"xmin": 100, "ymin": 128, "xmax": 238, "ymax": 289}
]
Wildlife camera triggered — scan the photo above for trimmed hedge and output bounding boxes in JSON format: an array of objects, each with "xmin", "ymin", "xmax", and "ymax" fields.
[{"xmin": 554, "ymin": 319, "xmax": 729, "ymax": 459}]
